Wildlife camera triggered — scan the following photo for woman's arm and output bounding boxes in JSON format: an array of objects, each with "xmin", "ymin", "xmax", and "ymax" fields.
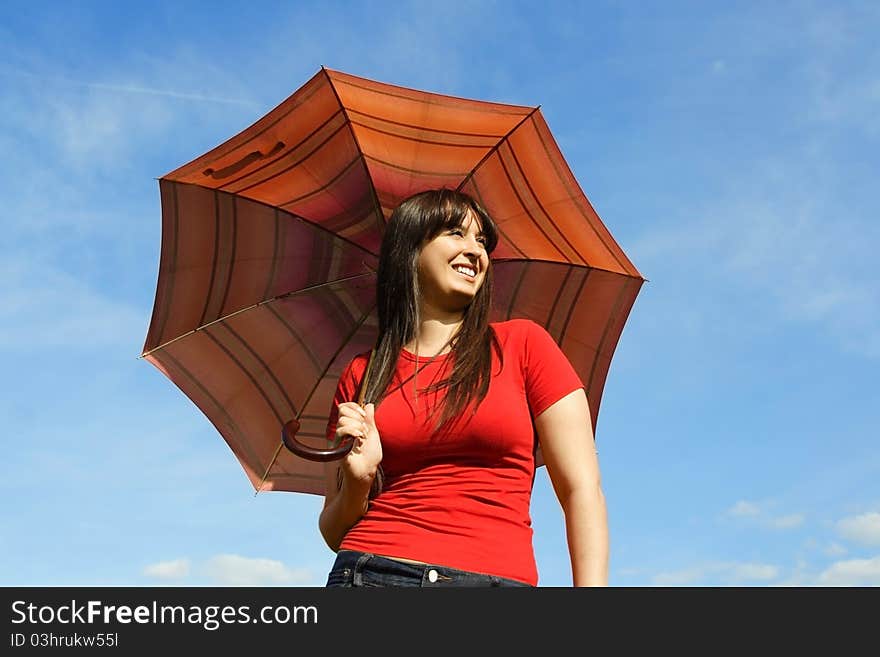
[
  {"xmin": 534, "ymin": 388, "xmax": 609, "ymax": 586},
  {"xmin": 318, "ymin": 402, "xmax": 382, "ymax": 551}
]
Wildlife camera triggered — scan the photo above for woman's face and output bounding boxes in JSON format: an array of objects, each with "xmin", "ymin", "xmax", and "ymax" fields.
[{"xmin": 416, "ymin": 210, "xmax": 490, "ymax": 313}]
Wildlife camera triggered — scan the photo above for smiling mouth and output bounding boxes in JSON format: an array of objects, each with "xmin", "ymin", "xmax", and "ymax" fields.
[{"xmin": 452, "ymin": 264, "xmax": 477, "ymax": 279}]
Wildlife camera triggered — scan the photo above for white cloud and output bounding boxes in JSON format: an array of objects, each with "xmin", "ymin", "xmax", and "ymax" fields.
[
  {"xmin": 730, "ymin": 563, "xmax": 779, "ymax": 581},
  {"xmin": 728, "ymin": 500, "xmax": 761, "ymax": 517},
  {"xmin": 837, "ymin": 512, "xmax": 880, "ymax": 546},
  {"xmin": 653, "ymin": 561, "xmax": 780, "ymax": 586},
  {"xmin": 653, "ymin": 566, "xmax": 705, "ymax": 586},
  {"xmin": 724, "ymin": 501, "xmax": 803, "ymax": 531},
  {"xmin": 202, "ymin": 554, "xmax": 314, "ymax": 586},
  {"xmin": 143, "ymin": 559, "xmax": 190, "ymax": 580},
  {"xmin": 816, "ymin": 555, "xmax": 880, "ymax": 586},
  {"xmin": 770, "ymin": 514, "xmax": 805, "ymax": 530},
  {"xmin": 824, "ymin": 543, "xmax": 848, "ymax": 557}
]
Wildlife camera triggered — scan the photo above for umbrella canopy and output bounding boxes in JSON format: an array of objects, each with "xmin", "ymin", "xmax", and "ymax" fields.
[{"xmin": 141, "ymin": 67, "xmax": 645, "ymax": 495}]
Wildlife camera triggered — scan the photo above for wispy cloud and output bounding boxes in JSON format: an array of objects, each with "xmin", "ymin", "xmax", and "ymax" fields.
[
  {"xmin": 143, "ymin": 559, "xmax": 190, "ymax": 581},
  {"xmin": 824, "ymin": 543, "xmax": 848, "ymax": 557},
  {"xmin": 816, "ymin": 555, "xmax": 880, "ymax": 586},
  {"xmin": 727, "ymin": 500, "xmax": 761, "ymax": 517},
  {"xmin": 769, "ymin": 514, "xmax": 805, "ymax": 530},
  {"xmin": 0, "ymin": 256, "xmax": 144, "ymax": 351},
  {"xmin": 723, "ymin": 500, "xmax": 804, "ymax": 530},
  {"xmin": 836, "ymin": 512, "xmax": 880, "ymax": 547},
  {"xmin": 202, "ymin": 554, "xmax": 314, "ymax": 586},
  {"xmin": 1, "ymin": 68, "xmax": 260, "ymax": 107},
  {"xmin": 141, "ymin": 554, "xmax": 317, "ymax": 586},
  {"xmin": 653, "ymin": 561, "xmax": 780, "ymax": 586}
]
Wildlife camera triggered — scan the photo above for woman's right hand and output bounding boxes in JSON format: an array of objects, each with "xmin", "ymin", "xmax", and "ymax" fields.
[{"xmin": 335, "ymin": 402, "xmax": 382, "ymax": 487}]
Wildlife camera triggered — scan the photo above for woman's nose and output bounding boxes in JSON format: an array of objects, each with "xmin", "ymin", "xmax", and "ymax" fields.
[{"xmin": 462, "ymin": 234, "xmax": 484, "ymax": 254}]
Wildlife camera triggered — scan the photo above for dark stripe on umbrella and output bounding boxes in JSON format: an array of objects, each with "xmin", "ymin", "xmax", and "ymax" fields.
[
  {"xmin": 547, "ymin": 266, "xmax": 576, "ymax": 335},
  {"xmin": 363, "ymin": 153, "xmax": 475, "ymax": 179},
  {"xmin": 204, "ymin": 327, "xmax": 287, "ymax": 425},
  {"xmin": 216, "ymin": 195, "xmax": 239, "ymax": 320},
  {"xmin": 151, "ymin": 182, "xmax": 181, "ymax": 347},
  {"xmin": 216, "ymin": 321, "xmax": 300, "ymax": 423},
  {"xmin": 533, "ymin": 115, "xmax": 633, "ymax": 274},
  {"xmin": 234, "ymin": 119, "xmax": 350, "ymax": 196},
  {"xmin": 501, "ymin": 260, "xmax": 530, "ymax": 321},
  {"xmin": 325, "ymin": 70, "xmax": 385, "ymax": 233},
  {"xmin": 198, "ymin": 190, "xmax": 222, "ymax": 328},
  {"xmin": 277, "ymin": 154, "xmax": 361, "ymax": 208},
  {"xmin": 188, "ymin": 185, "xmax": 377, "ymax": 261},
  {"xmin": 214, "ymin": 108, "xmax": 345, "ymax": 190},
  {"xmin": 141, "ymin": 270, "xmax": 376, "ymax": 358},
  {"xmin": 456, "ymin": 107, "xmax": 539, "ymax": 192},
  {"xmin": 349, "ymin": 118, "xmax": 498, "ymax": 148},
  {"xmin": 495, "ymin": 141, "xmax": 570, "ymax": 262},
  {"xmin": 347, "ymin": 107, "xmax": 509, "ymax": 139},
  {"xmin": 505, "ymin": 124, "xmax": 588, "ymax": 265},
  {"xmin": 586, "ymin": 276, "xmax": 635, "ymax": 396},
  {"xmin": 261, "ymin": 207, "xmax": 283, "ymax": 302},
  {"xmin": 464, "ymin": 177, "xmax": 527, "ymax": 260},
  {"xmin": 264, "ymin": 303, "xmax": 323, "ymax": 373},
  {"xmin": 559, "ymin": 267, "xmax": 591, "ymax": 349}
]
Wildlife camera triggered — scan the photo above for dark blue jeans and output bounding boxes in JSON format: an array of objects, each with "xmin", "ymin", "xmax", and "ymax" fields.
[{"xmin": 326, "ymin": 550, "xmax": 534, "ymax": 588}]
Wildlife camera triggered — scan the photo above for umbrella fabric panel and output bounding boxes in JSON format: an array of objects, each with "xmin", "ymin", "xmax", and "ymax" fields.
[
  {"xmin": 459, "ymin": 112, "xmax": 639, "ymax": 275},
  {"xmin": 161, "ymin": 71, "xmax": 384, "ymax": 253},
  {"xmin": 144, "ymin": 182, "xmax": 378, "ymax": 352},
  {"xmin": 327, "ymin": 68, "xmax": 534, "ymax": 219},
  {"xmin": 146, "ymin": 278, "xmax": 378, "ymax": 494}
]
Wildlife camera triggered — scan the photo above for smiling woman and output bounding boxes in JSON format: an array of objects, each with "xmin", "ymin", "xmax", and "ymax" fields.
[{"xmin": 318, "ymin": 188, "xmax": 608, "ymax": 587}]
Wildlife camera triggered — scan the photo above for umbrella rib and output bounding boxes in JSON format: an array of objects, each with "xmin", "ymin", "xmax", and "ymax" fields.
[
  {"xmin": 169, "ymin": 182, "xmax": 379, "ymax": 263},
  {"xmin": 558, "ymin": 268, "xmax": 591, "ymax": 349},
  {"xmin": 197, "ymin": 189, "xmax": 223, "ymax": 327},
  {"xmin": 533, "ymin": 120, "xmax": 641, "ymax": 276},
  {"xmin": 456, "ymin": 106, "xmax": 541, "ymax": 193},
  {"xmin": 256, "ymin": 300, "xmax": 377, "ymax": 493},
  {"xmin": 323, "ymin": 68, "xmax": 386, "ymax": 232},
  {"xmin": 139, "ymin": 270, "xmax": 376, "ymax": 359},
  {"xmin": 585, "ymin": 276, "xmax": 642, "ymax": 439}
]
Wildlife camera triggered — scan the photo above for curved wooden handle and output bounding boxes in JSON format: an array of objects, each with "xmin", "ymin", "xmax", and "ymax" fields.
[
  {"xmin": 280, "ymin": 349, "xmax": 376, "ymax": 462},
  {"xmin": 281, "ymin": 419, "xmax": 355, "ymax": 462}
]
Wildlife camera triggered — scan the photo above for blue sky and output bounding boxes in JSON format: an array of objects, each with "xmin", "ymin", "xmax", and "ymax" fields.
[{"xmin": 2, "ymin": 1, "xmax": 878, "ymax": 586}]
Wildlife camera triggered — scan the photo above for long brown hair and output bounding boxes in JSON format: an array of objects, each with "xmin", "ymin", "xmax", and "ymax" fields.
[{"xmin": 365, "ymin": 188, "xmax": 502, "ymax": 431}]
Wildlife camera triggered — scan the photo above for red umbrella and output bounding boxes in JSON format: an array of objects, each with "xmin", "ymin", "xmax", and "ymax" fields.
[{"xmin": 141, "ymin": 67, "xmax": 645, "ymax": 495}]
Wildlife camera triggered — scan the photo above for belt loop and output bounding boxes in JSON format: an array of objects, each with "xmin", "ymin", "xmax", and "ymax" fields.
[{"xmin": 353, "ymin": 552, "xmax": 373, "ymax": 587}]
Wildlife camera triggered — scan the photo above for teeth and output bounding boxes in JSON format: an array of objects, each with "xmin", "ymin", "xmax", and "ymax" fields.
[{"xmin": 453, "ymin": 265, "xmax": 476, "ymax": 277}]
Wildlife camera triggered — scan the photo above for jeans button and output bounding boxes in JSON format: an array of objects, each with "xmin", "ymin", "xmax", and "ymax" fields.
[{"xmin": 427, "ymin": 569, "xmax": 439, "ymax": 583}]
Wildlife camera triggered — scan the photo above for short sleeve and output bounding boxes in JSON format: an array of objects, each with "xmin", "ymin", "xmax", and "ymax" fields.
[
  {"xmin": 324, "ymin": 354, "xmax": 367, "ymax": 442},
  {"xmin": 523, "ymin": 321, "xmax": 585, "ymax": 419}
]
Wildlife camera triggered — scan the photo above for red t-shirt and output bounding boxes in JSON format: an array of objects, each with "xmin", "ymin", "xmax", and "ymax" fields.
[{"xmin": 325, "ymin": 318, "xmax": 584, "ymax": 585}]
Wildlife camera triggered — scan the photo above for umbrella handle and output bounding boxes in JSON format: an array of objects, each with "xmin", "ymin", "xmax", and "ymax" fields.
[
  {"xmin": 281, "ymin": 349, "xmax": 376, "ymax": 462},
  {"xmin": 281, "ymin": 419, "xmax": 355, "ymax": 462}
]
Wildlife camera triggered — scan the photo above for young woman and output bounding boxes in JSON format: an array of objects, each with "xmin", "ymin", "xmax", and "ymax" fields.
[{"xmin": 320, "ymin": 188, "xmax": 608, "ymax": 587}]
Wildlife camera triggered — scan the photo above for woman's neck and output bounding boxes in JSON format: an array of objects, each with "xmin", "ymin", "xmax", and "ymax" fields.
[{"xmin": 405, "ymin": 309, "xmax": 464, "ymax": 356}]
